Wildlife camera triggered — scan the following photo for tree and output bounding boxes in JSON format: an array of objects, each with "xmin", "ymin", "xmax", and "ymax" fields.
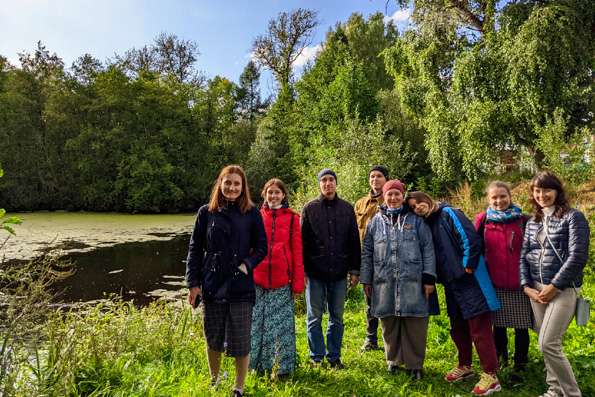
[
  {"xmin": 252, "ymin": 8, "xmax": 318, "ymax": 90},
  {"xmin": 383, "ymin": 0, "xmax": 594, "ymax": 182},
  {"xmin": 71, "ymin": 54, "xmax": 104, "ymax": 84},
  {"xmin": 236, "ymin": 61, "xmax": 262, "ymax": 121},
  {"xmin": 18, "ymin": 41, "xmax": 64, "ymax": 79},
  {"xmin": 113, "ymin": 33, "xmax": 201, "ymax": 84},
  {"xmin": 153, "ymin": 32, "xmax": 200, "ymax": 84}
]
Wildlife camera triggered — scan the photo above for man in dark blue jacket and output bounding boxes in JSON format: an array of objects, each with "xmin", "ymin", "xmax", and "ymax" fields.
[{"xmin": 301, "ymin": 168, "xmax": 361, "ymax": 368}]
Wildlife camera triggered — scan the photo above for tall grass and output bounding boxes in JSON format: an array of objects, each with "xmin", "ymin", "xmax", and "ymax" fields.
[{"xmin": 3, "ymin": 277, "xmax": 593, "ymax": 397}]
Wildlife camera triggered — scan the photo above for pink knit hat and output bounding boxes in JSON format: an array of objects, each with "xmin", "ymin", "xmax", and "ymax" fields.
[{"xmin": 382, "ymin": 179, "xmax": 405, "ymax": 195}]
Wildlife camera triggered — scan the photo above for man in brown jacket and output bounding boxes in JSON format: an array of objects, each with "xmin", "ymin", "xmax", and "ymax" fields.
[{"xmin": 354, "ymin": 165, "xmax": 389, "ymax": 351}]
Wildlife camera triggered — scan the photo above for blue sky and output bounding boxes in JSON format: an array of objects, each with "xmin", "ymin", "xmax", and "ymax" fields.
[{"xmin": 0, "ymin": 0, "xmax": 410, "ymax": 91}]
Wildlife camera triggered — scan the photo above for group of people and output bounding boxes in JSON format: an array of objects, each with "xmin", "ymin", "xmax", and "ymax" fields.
[{"xmin": 185, "ymin": 164, "xmax": 590, "ymax": 397}]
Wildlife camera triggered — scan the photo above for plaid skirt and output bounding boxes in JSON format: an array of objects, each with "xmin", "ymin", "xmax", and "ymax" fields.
[
  {"xmin": 493, "ymin": 289, "xmax": 533, "ymax": 329},
  {"xmin": 202, "ymin": 301, "xmax": 253, "ymax": 357}
]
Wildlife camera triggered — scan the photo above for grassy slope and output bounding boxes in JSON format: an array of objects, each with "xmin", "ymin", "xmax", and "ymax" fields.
[{"xmin": 27, "ymin": 278, "xmax": 594, "ymax": 397}]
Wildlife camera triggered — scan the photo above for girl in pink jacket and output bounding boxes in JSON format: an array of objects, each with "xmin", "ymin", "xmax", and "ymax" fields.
[{"xmin": 474, "ymin": 181, "xmax": 532, "ymax": 377}]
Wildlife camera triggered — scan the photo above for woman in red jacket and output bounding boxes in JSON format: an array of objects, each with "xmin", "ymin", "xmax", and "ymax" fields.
[
  {"xmin": 250, "ymin": 178, "xmax": 305, "ymax": 378},
  {"xmin": 474, "ymin": 181, "xmax": 532, "ymax": 376}
]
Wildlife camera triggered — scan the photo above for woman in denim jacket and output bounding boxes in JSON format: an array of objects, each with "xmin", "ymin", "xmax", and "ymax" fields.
[{"xmin": 360, "ymin": 180, "xmax": 437, "ymax": 380}]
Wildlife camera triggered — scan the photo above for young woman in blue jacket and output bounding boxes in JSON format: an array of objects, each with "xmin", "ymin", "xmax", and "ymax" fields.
[
  {"xmin": 186, "ymin": 164, "xmax": 267, "ymax": 397},
  {"xmin": 520, "ymin": 171, "xmax": 590, "ymax": 397}
]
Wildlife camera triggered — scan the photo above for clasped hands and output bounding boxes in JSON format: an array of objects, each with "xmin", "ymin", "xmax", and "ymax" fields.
[{"xmin": 523, "ymin": 283, "xmax": 559, "ymax": 304}]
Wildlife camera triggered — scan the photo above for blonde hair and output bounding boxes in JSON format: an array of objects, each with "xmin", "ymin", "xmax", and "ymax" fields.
[{"xmin": 486, "ymin": 181, "xmax": 511, "ymax": 197}]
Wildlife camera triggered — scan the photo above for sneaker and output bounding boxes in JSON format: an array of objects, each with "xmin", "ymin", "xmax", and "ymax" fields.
[
  {"xmin": 444, "ymin": 365, "xmax": 474, "ymax": 382},
  {"xmin": 309, "ymin": 359, "xmax": 323, "ymax": 368},
  {"xmin": 471, "ymin": 372, "xmax": 501, "ymax": 396},
  {"xmin": 231, "ymin": 389, "xmax": 243, "ymax": 397},
  {"xmin": 361, "ymin": 340, "xmax": 381, "ymax": 351},
  {"xmin": 537, "ymin": 388, "xmax": 560, "ymax": 397},
  {"xmin": 328, "ymin": 359, "xmax": 345, "ymax": 369}
]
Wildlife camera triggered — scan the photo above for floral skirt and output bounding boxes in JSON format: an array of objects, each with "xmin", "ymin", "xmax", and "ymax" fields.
[{"xmin": 249, "ymin": 285, "xmax": 296, "ymax": 374}]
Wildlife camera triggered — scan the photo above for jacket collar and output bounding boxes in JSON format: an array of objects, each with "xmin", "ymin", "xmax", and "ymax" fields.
[{"xmin": 318, "ymin": 193, "xmax": 339, "ymax": 204}]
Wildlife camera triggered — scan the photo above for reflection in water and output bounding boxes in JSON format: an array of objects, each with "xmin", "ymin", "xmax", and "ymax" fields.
[{"xmin": 52, "ymin": 235, "xmax": 190, "ymax": 306}]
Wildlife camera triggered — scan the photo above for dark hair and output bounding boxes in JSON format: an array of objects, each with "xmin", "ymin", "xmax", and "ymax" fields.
[
  {"xmin": 529, "ymin": 171, "xmax": 570, "ymax": 221},
  {"xmin": 261, "ymin": 178, "xmax": 289, "ymax": 206},
  {"xmin": 208, "ymin": 165, "xmax": 254, "ymax": 213},
  {"xmin": 406, "ymin": 191, "xmax": 435, "ymax": 208}
]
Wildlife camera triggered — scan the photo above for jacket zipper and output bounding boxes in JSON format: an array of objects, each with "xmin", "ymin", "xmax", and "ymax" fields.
[
  {"xmin": 268, "ymin": 209, "xmax": 277, "ymax": 289},
  {"xmin": 536, "ymin": 223, "xmax": 545, "ymax": 284}
]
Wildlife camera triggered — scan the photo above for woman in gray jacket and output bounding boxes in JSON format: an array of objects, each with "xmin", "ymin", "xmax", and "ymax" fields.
[
  {"xmin": 520, "ymin": 171, "xmax": 590, "ymax": 397},
  {"xmin": 360, "ymin": 180, "xmax": 437, "ymax": 380}
]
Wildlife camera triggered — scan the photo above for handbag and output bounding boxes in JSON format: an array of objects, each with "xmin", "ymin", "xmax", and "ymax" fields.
[
  {"xmin": 546, "ymin": 234, "xmax": 590, "ymax": 326},
  {"xmin": 575, "ymin": 293, "xmax": 591, "ymax": 326}
]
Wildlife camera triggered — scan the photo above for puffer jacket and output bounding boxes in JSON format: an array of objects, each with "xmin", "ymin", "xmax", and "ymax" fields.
[
  {"xmin": 474, "ymin": 211, "xmax": 526, "ymax": 290},
  {"xmin": 301, "ymin": 194, "xmax": 361, "ymax": 282},
  {"xmin": 253, "ymin": 206, "xmax": 305, "ymax": 294},
  {"xmin": 360, "ymin": 207, "xmax": 437, "ymax": 317},
  {"xmin": 185, "ymin": 203, "xmax": 267, "ymax": 304},
  {"xmin": 425, "ymin": 203, "xmax": 500, "ymax": 319},
  {"xmin": 520, "ymin": 208, "xmax": 590, "ymax": 290}
]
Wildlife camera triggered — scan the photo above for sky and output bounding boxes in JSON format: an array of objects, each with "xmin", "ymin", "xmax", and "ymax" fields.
[{"xmin": 0, "ymin": 0, "xmax": 411, "ymax": 93}]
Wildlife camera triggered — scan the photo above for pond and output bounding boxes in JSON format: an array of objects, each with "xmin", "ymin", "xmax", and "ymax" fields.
[
  {"xmin": 52, "ymin": 235, "xmax": 191, "ymax": 306},
  {"xmin": 3, "ymin": 212, "xmax": 197, "ymax": 306}
]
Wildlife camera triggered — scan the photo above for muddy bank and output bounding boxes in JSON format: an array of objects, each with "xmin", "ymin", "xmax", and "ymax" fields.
[{"xmin": 2, "ymin": 212, "xmax": 196, "ymax": 262}]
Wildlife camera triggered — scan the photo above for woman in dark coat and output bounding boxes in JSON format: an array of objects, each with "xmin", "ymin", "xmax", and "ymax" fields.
[
  {"xmin": 520, "ymin": 171, "xmax": 590, "ymax": 397},
  {"xmin": 186, "ymin": 164, "xmax": 267, "ymax": 397},
  {"xmin": 407, "ymin": 191, "xmax": 501, "ymax": 397}
]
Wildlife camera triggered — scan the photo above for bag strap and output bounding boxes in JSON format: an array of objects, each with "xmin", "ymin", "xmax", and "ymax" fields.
[{"xmin": 545, "ymin": 232, "xmax": 580, "ymax": 296}]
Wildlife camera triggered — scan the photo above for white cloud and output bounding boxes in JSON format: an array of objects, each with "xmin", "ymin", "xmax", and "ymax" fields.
[
  {"xmin": 293, "ymin": 44, "xmax": 322, "ymax": 68},
  {"xmin": 384, "ymin": 9, "xmax": 410, "ymax": 24}
]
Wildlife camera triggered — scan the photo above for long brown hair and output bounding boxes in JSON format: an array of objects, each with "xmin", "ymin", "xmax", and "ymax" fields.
[
  {"xmin": 261, "ymin": 178, "xmax": 289, "ymax": 206},
  {"xmin": 529, "ymin": 171, "xmax": 570, "ymax": 222},
  {"xmin": 208, "ymin": 165, "xmax": 254, "ymax": 213}
]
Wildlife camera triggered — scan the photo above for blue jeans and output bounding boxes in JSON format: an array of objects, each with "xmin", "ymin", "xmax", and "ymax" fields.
[{"xmin": 305, "ymin": 277, "xmax": 347, "ymax": 362}]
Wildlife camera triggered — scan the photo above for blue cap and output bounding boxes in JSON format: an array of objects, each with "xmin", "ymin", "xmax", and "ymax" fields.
[{"xmin": 317, "ymin": 168, "xmax": 337, "ymax": 182}]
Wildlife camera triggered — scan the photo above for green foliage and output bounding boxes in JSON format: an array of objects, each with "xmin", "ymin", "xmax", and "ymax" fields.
[
  {"xmin": 535, "ymin": 109, "xmax": 594, "ymax": 185},
  {"xmin": 0, "ymin": 38, "xmax": 254, "ymax": 212},
  {"xmin": 0, "ymin": 167, "xmax": 21, "ymax": 235},
  {"xmin": 292, "ymin": 115, "xmax": 416, "ymax": 209},
  {"xmin": 1, "ymin": 4, "xmax": 593, "ymax": 212},
  {"xmin": 383, "ymin": 0, "xmax": 594, "ymax": 183}
]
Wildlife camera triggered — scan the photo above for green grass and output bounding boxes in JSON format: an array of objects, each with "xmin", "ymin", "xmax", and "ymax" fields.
[{"xmin": 9, "ymin": 280, "xmax": 595, "ymax": 397}]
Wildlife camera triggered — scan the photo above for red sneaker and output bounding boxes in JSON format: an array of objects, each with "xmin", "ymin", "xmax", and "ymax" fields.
[
  {"xmin": 444, "ymin": 365, "xmax": 474, "ymax": 382},
  {"xmin": 472, "ymin": 372, "xmax": 501, "ymax": 396}
]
